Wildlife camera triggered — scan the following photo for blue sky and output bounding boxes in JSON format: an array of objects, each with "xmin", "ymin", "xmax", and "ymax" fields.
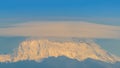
[
  {"xmin": 0, "ymin": 0, "xmax": 120, "ymax": 56},
  {"xmin": 0, "ymin": 0, "xmax": 120, "ymax": 25}
]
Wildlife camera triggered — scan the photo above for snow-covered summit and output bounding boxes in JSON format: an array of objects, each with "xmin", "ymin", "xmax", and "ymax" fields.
[{"xmin": 0, "ymin": 39, "xmax": 120, "ymax": 63}]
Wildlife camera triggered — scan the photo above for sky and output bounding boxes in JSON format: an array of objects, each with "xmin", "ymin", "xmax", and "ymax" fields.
[{"xmin": 0, "ymin": 0, "xmax": 120, "ymax": 56}]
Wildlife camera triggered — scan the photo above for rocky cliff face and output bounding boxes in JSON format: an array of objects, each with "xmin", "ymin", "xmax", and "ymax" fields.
[{"xmin": 0, "ymin": 39, "xmax": 119, "ymax": 63}]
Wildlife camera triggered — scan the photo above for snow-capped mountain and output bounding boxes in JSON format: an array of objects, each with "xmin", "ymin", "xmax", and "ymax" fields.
[{"xmin": 0, "ymin": 39, "xmax": 120, "ymax": 63}]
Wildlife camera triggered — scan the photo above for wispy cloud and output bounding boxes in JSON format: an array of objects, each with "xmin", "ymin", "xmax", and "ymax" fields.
[
  {"xmin": 1, "ymin": 17, "xmax": 120, "ymax": 24},
  {"xmin": 0, "ymin": 21, "xmax": 120, "ymax": 39}
]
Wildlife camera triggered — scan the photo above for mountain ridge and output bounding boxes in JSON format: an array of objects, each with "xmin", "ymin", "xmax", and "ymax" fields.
[
  {"xmin": 0, "ymin": 39, "xmax": 119, "ymax": 63},
  {"xmin": 1, "ymin": 56, "xmax": 120, "ymax": 68}
]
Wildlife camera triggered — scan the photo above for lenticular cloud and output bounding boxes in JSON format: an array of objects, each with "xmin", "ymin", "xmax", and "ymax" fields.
[{"xmin": 0, "ymin": 21, "xmax": 120, "ymax": 39}]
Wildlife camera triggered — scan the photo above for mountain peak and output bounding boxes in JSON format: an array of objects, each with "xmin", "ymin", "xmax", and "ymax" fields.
[{"xmin": 0, "ymin": 39, "xmax": 119, "ymax": 63}]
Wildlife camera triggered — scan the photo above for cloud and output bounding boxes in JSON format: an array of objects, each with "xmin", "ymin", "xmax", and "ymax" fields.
[
  {"xmin": 0, "ymin": 21, "xmax": 120, "ymax": 39},
  {"xmin": 1, "ymin": 17, "xmax": 120, "ymax": 23}
]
